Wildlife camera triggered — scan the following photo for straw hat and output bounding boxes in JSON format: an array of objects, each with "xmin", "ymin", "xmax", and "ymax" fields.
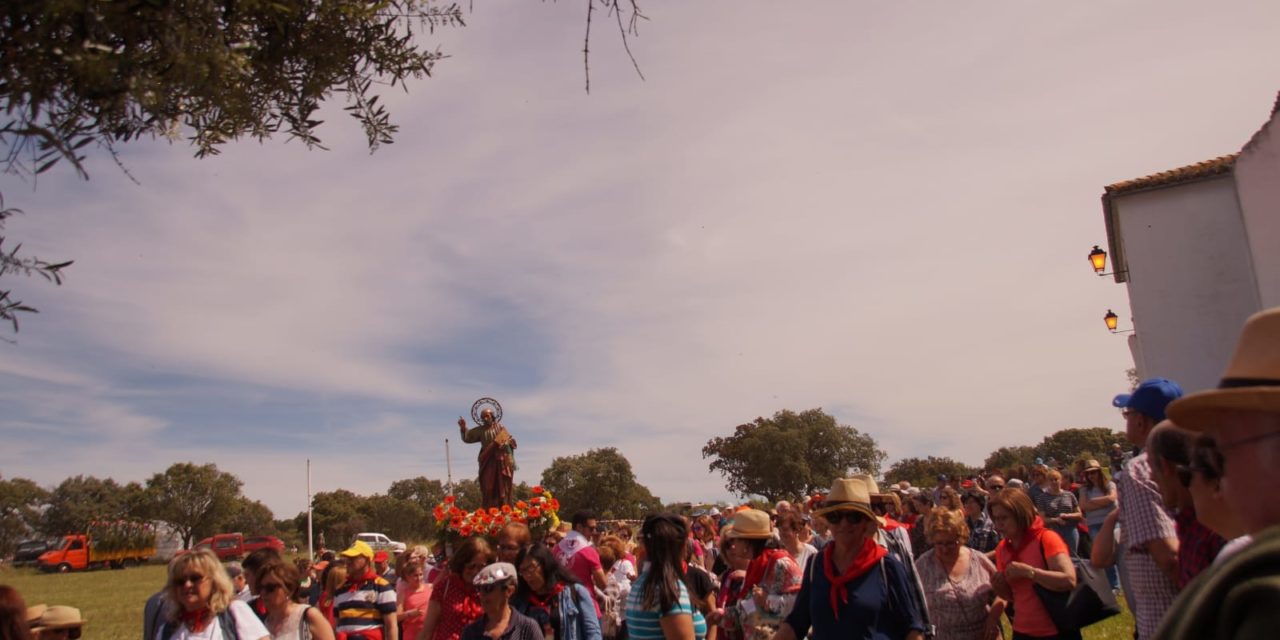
[
  {"xmin": 812, "ymin": 477, "xmax": 878, "ymax": 523},
  {"xmin": 725, "ymin": 509, "xmax": 774, "ymax": 539},
  {"xmin": 1168, "ymin": 308, "xmax": 1280, "ymax": 431},
  {"xmin": 26, "ymin": 604, "xmax": 47, "ymax": 626},
  {"xmin": 1084, "ymin": 459, "xmax": 1103, "ymax": 471},
  {"xmin": 32, "ymin": 605, "xmax": 86, "ymax": 632}
]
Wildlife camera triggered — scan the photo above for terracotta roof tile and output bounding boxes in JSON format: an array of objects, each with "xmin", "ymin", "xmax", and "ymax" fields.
[{"xmin": 1104, "ymin": 154, "xmax": 1238, "ymax": 195}]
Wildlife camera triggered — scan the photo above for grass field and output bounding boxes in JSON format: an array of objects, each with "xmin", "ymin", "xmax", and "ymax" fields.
[{"xmin": 3, "ymin": 563, "xmax": 1138, "ymax": 640}]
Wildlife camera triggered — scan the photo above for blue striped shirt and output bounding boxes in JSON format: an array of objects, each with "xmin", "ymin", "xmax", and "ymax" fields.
[
  {"xmin": 334, "ymin": 574, "xmax": 398, "ymax": 634},
  {"xmin": 624, "ymin": 571, "xmax": 707, "ymax": 640}
]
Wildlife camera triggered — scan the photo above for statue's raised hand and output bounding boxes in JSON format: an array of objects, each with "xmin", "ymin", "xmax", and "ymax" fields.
[{"xmin": 458, "ymin": 416, "xmax": 467, "ymax": 431}]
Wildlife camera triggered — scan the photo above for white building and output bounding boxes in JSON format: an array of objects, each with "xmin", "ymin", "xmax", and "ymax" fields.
[{"xmin": 1101, "ymin": 94, "xmax": 1280, "ymax": 393}]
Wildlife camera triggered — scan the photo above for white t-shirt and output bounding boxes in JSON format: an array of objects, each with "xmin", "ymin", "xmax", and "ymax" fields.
[{"xmin": 156, "ymin": 601, "xmax": 270, "ymax": 640}]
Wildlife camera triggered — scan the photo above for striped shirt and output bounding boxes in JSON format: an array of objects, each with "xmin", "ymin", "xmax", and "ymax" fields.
[
  {"xmin": 625, "ymin": 571, "xmax": 707, "ymax": 640},
  {"xmin": 335, "ymin": 573, "xmax": 398, "ymax": 635}
]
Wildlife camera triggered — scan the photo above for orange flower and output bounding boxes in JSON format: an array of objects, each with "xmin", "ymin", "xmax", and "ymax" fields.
[
  {"xmin": 489, "ymin": 507, "xmax": 500, "ymax": 516},
  {"xmin": 433, "ymin": 507, "xmax": 446, "ymax": 521},
  {"xmin": 474, "ymin": 508, "xmax": 486, "ymax": 517},
  {"xmin": 533, "ymin": 486, "xmax": 544, "ymax": 494},
  {"xmin": 516, "ymin": 501, "xmax": 529, "ymax": 510},
  {"xmin": 502, "ymin": 504, "xmax": 513, "ymax": 514},
  {"xmin": 549, "ymin": 499, "xmax": 561, "ymax": 511}
]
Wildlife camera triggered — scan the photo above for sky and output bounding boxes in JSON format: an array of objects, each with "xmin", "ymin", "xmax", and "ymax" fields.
[{"xmin": 2, "ymin": 1, "xmax": 1279, "ymax": 520}]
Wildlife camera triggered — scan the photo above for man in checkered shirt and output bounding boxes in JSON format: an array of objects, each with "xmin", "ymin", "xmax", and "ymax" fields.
[{"xmin": 1113, "ymin": 377, "xmax": 1183, "ymax": 639}]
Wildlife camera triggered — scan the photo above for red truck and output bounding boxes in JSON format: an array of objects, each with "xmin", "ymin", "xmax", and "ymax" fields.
[
  {"xmin": 39, "ymin": 528, "xmax": 155, "ymax": 573},
  {"xmin": 193, "ymin": 533, "xmax": 284, "ymax": 561}
]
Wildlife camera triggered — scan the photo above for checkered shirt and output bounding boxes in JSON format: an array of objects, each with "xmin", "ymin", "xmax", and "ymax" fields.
[
  {"xmin": 1175, "ymin": 505, "xmax": 1226, "ymax": 589},
  {"xmin": 1118, "ymin": 452, "xmax": 1179, "ymax": 639}
]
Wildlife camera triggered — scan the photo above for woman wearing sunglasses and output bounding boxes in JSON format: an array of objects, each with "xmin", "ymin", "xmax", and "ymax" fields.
[
  {"xmin": 159, "ymin": 548, "xmax": 271, "ymax": 640},
  {"xmin": 1077, "ymin": 460, "xmax": 1119, "ymax": 591},
  {"xmin": 255, "ymin": 559, "xmax": 334, "ymax": 640},
  {"xmin": 713, "ymin": 509, "xmax": 801, "ymax": 640},
  {"xmin": 512, "ymin": 544, "xmax": 601, "ymax": 640},
  {"xmin": 770, "ymin": 478, "xmax": 925, "ymax": 640}
]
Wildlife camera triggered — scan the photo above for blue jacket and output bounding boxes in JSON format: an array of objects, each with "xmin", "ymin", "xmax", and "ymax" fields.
[{"xmin": 514, "ymin": 582, "xmax": 602, "ymax": 640}]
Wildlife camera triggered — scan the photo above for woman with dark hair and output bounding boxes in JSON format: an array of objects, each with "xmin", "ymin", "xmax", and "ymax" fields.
[
  {"xmin": 0, "ymin": 585, "xmax": 34, "ymax": 640},
  {"xmin": 255, "ymin": 559, "xmax": 334, "ymax": 640},
  {"xmin": 713, "ymin": 534, "xmax": 749, "ymax": 640},
  {"xmin": 625, "ymin": 514, "xmax": 707, "ymax": 640},
  {"xmin": 512, "ymin": 544, "xmax": 601, "ymax": 640},
  {"xmin": 989, "ymin": 489, "xmax": 1078, "ymax": 640},
  {"xmin": 417, "ymin": 537, "xmax": 496, "ymax": 640},
  {"xmin": 909, "ymin": 492, "xmax": 936, "ymax": 559},
  {"xmin": 690, "ymin": 516, "xmax": 718, "ymax": 571}
]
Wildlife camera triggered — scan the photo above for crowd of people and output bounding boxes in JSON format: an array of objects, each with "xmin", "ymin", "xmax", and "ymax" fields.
[{"xmin": 2, "ymin": 308, "xmax": 1279, "ymax": 640}]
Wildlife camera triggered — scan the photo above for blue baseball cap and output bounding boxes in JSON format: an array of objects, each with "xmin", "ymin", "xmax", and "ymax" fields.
[{"xmin": 1112, "ymin": 377, "xmax": 1184, "ymax": 422}]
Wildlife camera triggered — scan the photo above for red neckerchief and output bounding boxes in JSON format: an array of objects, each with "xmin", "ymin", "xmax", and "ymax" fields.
[
  {"xmin": 997, "ymin": 516, "xmax": 1046, "ymax": 570},
  {"xmin": 881, "ymin": 516, "xmax": 903, "ymax": 531},
  {"xmin": 252, "ymin": 597, "xmax": 267, "ymax": 617},
  {"xmin": 180, "ymin": 608, "xmax": 212, "ymax": 633},
  {"xmin": 526, "ymin": 582, "xmax": 565, "ymax": 610},
  {"xmin": 823, "ymin": 538, "xmax": 887, "ymax": 620},
  {"xmin": 345, "ymin": 567, "xmax": 379, "ymax": 592},
  {"xmin": 736, "ymin": 548, "xmax": 791, "ymax": 601}
]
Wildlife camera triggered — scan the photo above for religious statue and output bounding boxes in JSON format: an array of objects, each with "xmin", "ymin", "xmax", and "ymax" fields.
[{"xmin": 458, "ymin": 397, "xmax": 517, "ymax": 508}]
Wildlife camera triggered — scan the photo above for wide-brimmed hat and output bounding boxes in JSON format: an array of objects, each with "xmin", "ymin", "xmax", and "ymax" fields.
[
  {"xmin": 1084, "ymin": 459, "xmax": 1103, "ymax": 471},
  {"xmin": 813, "ymin": 478, "xmax": 878, "ymax": 523},
  {"xmin": 725, "ymin": 509, "xmax": 774, "ymax": 539},
  {"xmin": 340, "ymin": 540, "xmax": 374, "ymax": 561},
  {"xmin": 1168, "ymin": 308, "xmax": 1280, "ymax": 431},
  {"xmin": 32, "ymin": 605, "xmax": 86, "ymax": 631},
  {"xmin": 26, "ymin": 604, "xmax": 47, "ymax": 625}
]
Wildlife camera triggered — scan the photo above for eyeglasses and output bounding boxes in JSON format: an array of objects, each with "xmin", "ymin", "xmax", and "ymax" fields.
[
  {"xmin": 823, "ymin": 511, "xmax": 868, "ymax": 525},
  {"xmin": 260, "ymin": 583, "xmax": 285, "ymax": 594},
  {"xmin": 173, "ymin": 574, "xmax": 206, "ymax": 587},
  {"xmin": 477, "ymin": 582, "xmax": 509, "ymax": 593},
  {"xmin": 691, "ymin": 525, "xmax": 704, "ymax": 531},
  {"xmin": 1217, "ymin": 430, "xmax": 1280, "ymax": 452}
]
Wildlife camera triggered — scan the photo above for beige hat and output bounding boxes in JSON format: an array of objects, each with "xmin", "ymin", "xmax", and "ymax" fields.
[
  {"xmin": 1084, "ymin": 459, "xmax": 1103, "ymax": 471},
  {"xmin": 813, "ymin": 478, "xmax": 879, "ymax": 523},
  {"xmin": 32, "ymin": 605, "xmax": 86, "ymax": 631},
  {"xmin": 26, "ymin": 604, "xmax": 47, "ymax": 625},
  {"xmin": 1168, "ymin": 308, "xmax": 1280, "ymax": 431},
  {"xmin": 725, "ymin": 509, "xmax": 774, "ymax": 539}
]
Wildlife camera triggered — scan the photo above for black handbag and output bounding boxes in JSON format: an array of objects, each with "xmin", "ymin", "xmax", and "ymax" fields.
[{"xmin": 1033, "ymin": 542, "xmax": 1121, "ymax": 632}]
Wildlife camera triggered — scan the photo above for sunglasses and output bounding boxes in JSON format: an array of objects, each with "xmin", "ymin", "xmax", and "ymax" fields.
[
  {"xmin": 173, "ymin": 574, "xmax": 206, "ymax": 587},
  {"xmin": 824, "ymin": 511, "xmax": 869, "ymax": 525},
  {"xmin": 1176, "ymin": 462, "xmax": 1220, "ymax": 488},
  {"xmin": 260, "ymin": 582, "xmax": 286, "ymax": 594}
]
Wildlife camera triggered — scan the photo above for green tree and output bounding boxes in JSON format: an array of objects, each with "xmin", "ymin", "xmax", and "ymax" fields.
[
  {"xmin": 0, "ymin": 475, "xmax": 48, "ymax": 555},
  {"xmin": 223, "ymin": 498, "xmax": 276, "ymax": 536},
  {"xmin": 540, "ymin": 448, "xmax": 663, "ymax": 520},
  {"xmin": 884, "ymin": 456, "xmax": 979, "ymax": 490},
  {"xmin": 144, "ymin": 463, "xmax": 244, "ymax": 548},
  {"xmin": 982, "ymin": 446, "xmax": 1038, "ymax": 472},
  {"xmin": 1035, "ymin": 427, "xmax": 1127, "ymax": 466},
  {"xmin": 0, "ymin": 1, "xmax": 464, "ymax": 332},
  {"xmin": 40, "ymin": 475, "xmax": 141, "ymax": 536},
  {"xmin": 361, "ymin": 495, "xmax": 427, "ymax": 542},
  {"xmin": 703, "ymin": 408, "xmax": 886, "ymax": 503},
  {"xmin": 308, "ymin": 489, "xmax": 369, "ymax": 548}
]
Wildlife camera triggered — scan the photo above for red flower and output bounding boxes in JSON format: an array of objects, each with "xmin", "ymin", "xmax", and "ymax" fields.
[
  {"xmin": 444, "ymin": 495, "xmax": 456, "ymax": 504},
  {"xmin": 533, "ymin": 486, "xmax": 544, "ymax": 494},
  {"xmin": 451, "ymin": 517, "xmax": 463, "ymax": 529},
  {"xmin": 549, "ymin": 499, "xmax": 560, "ymax": 511},
  {"xmin": 501, "ymin": 504, "xmax": 513, "ymax": 514},
  {"xmin": 528, "ymin": 507, "xmax": 541, "ymax": 518},
  {"xmin": 516, "ymin": 501, "xmax": 529, "ymax": 510},
  {"xmin": 460, "ymin": 526, "xmax": 473, "ymax": 537}
]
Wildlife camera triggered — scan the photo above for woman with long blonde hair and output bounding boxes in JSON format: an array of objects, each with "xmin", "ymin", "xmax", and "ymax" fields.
[{"xmin": 159, "ymin": 549, "xmax": 270, "ymax": 640}]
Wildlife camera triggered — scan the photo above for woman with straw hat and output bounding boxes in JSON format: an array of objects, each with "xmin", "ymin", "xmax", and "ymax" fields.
[
  {"xmin": 30, "ymin": 605, "xmax": 87, "ymax": 640},
  {"xmin": 771, "ymin": 478, "xmax": 925, "ymax": 640},
  {"xmin": 714, "ymin": 509, "xmax": 802, "ymax": 640}
]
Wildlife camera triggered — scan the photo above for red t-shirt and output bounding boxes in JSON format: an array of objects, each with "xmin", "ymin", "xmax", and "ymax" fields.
[
  {"xmin": 567, "ymin": 547, "xmax": 604, "ymax": 616},
  {"xmin": 995, "ymin": 530, "xmax": 1070, "ymax": 637}
]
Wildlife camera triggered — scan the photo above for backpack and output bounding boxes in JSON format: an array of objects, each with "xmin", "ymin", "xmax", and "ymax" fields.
[
  {"xmin": 161, "ymin": 608, "xmax": 240, "ymax": 640},
  {"xmin": 597, "ymin": 581, "xmax": 623, "ymax": 639}
]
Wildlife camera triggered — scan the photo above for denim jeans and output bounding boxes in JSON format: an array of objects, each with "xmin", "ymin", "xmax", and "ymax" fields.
[
  {"xmin": 1087, "ymin": 521, "xmax": 1121, "ymax": 591},
  {"xmin": 1052, "ymin": 524, "xmax": 1080, "ymax": 559}
]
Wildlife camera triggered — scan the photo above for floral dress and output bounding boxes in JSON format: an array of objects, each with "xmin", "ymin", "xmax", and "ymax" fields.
[
  {"xmin": 914, "ymin": 549, "xmax": 997, "ymax": 640},
  {"xmin": 723, "ymin": 552, "xmax": 803, "ymax": 640}
]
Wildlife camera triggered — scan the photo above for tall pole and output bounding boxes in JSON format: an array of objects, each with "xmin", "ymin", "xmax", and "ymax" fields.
[
  {"xmin": 446, "ymin": 437, "xmax": 454, "ymax": 496},
  {"xmin": 306, "ymin": 458, "xmax": 314, "ymax": 560}
]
